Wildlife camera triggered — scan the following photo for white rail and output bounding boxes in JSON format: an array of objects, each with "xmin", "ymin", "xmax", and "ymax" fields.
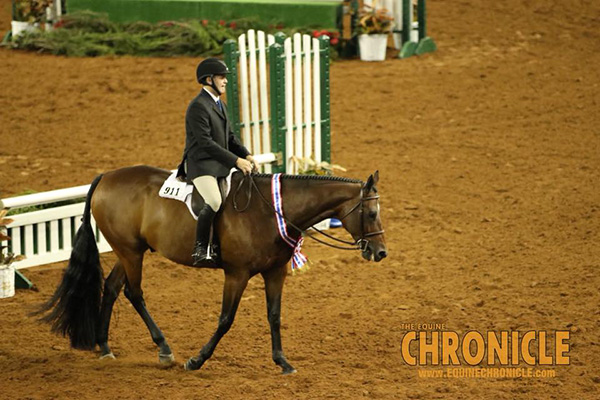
[
  {"xmin": 0, "ymin": 185, "xmax": 89, "ymax": 209},
  {"xmin": 0, "ymin": 185, "xmax": 107, "ymax": 270},
  {"xmin": 2, "ymin": 203, "xmax": 112, "ymax": 270}
]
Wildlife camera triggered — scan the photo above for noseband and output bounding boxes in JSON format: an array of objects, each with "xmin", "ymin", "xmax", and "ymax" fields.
[{"xmin": 234, "ymin": 174, "xmax": 384, "ymax": 252}]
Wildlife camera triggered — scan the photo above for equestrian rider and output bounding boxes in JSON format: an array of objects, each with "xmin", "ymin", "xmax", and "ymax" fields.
[{"xmin": 177, "ymin": 58, "xmax": 256, "ymax": 267}]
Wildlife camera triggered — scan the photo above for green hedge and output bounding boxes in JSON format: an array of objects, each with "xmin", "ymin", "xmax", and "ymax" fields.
[{"xmin": 8, "ymin": 11, "xmax": 340, "ymax": 57}]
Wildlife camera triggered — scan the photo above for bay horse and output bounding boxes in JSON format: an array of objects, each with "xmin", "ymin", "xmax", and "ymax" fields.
[{"xmin": 38, "ymin": 165, "xmax": 387, "ymax": 374}]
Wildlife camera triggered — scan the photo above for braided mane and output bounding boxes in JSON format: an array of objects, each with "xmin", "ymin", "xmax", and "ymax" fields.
[{"xmin": 251, "ymin": 173, "xmax": 362, "ymax": 184}]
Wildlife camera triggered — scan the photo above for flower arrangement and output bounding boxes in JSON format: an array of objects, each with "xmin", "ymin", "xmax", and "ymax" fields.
[
  {"xmin": 291, "ymin": 157, "xmax": 346, "ymax": 176},
  {"xmin": 312, "ymin": 29, "xmax": 340, "ymax": 46},
  {"xmin": 357, "ymin": 2, "xmax": 394, "ymax": 35},
  {"xmin": 0, "ymin": 209, "xmax": 24, "ymax": 267},
  {"xmin": 13, "ymin": 0, "xmax": 53, "ymax": 24}
]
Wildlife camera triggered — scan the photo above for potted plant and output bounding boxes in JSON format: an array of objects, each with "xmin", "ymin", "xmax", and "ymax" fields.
[
  {"xmin": 0, "ymin": 209, "xmax": 24, "ymax": 299},
  {"xmin": 11, "ymin": 0, "xmax": 54, "ymax": 37},
  {"xmin": 291, "ymin": 156, "xmax": 347, "ymax": 177},
  {"xmin": 357, "ymin": 1, "xmax": 394, "ymax": 61}
]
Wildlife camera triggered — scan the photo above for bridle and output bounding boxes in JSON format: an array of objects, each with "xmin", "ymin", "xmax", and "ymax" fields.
[
  {"xmin": 336, "ymin": 190, "xmax": 385, "ymax": 251},
  {"xmin": 233, "ymin": 174, "xmax": 385, "ymax": 251}
]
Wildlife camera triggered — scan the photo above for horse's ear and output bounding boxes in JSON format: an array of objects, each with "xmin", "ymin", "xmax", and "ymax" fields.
[
  {"xmin": 364, "ymin": 174, "xmax": 375, "ymax": 193},
  {"xmin": 364, "ymin": 171, "xmax": 379, "ymax": 193}
]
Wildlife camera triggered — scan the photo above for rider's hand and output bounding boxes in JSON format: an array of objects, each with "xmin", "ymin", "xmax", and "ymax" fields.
[
  {"xmin": 236, "ymin": 157, "xmax": 253, "ymax": 175},
  {"xmin": 246, "ymin": 155, "xmax": 259, "ymax": 172}
]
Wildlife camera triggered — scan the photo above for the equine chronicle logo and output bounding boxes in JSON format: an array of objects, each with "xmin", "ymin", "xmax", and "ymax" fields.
[{"xmin": 400, "ymin": 326, "xmax": 570, "ymax": 367}]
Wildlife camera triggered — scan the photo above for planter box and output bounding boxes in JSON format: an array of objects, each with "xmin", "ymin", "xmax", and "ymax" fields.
[
  {"xmin": 0, "ymin": 265, "xmax": 15, "ymax": 299},
  {"xmin": 358, "ymin": 34, "xmax": 388, "ymax": 61}
]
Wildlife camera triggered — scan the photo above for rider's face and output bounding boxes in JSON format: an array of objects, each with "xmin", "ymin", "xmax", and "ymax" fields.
[{"xmin": 210, "ymin": 75, "xmax": 228, "ymax": 93}]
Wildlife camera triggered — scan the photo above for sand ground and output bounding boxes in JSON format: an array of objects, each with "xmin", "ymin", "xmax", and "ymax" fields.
[{"xmin": 1, "ymin": 0, "xmax": 599, "ymax": 398}]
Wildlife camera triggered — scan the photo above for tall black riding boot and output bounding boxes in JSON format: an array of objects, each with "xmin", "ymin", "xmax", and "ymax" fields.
[{"xmin": 192, "ymin": 204, "xmax": 217, "ymax": 267}]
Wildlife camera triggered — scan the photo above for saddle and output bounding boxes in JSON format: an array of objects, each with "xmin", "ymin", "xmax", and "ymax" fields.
[{"xmin": 189, "ymin": 189, "xmax": 205, "ymax": 217}]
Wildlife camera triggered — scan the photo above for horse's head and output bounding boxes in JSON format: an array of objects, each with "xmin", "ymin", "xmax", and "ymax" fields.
[{"xmin": 337, "ymin": 171, "xmax": 387, "ymax": 262}]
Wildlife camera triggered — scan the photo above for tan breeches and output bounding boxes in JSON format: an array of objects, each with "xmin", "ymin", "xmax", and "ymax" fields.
[{"xmin": 192, "ymin": 176, "xmax": 222, "ymax": 212}]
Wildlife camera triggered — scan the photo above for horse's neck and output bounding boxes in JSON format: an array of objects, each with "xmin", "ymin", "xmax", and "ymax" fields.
[{"xmin": 279, "ymin": 179, "xmax": 361, "ymax": 230}]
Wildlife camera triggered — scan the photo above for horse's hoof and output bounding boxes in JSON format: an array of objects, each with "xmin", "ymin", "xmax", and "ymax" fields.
[
  {"xmin": 159, "ymin": 352, "xmax": 175, "ymax": 365},
  {"xmin": 282, "ymin": 367, "xmax": 297, "ymax": 375},
  {"xmin": 184, "ymin": 358, "xmax": 196, "ymax": 371},
  {"xmin": 184, "ymin": 356, "xmax": 206, "ymax": 371},
  {"xmin": 99, "ymin": 353, "xmax": 116, "ymax": 360}
]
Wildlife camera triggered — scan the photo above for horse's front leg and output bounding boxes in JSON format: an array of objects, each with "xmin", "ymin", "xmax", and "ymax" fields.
[
  {"xmin": 262, "ymin": 264, "xmax": 296, "ymax": 374},
  {"xmin": 185, "ymin": 270, "xmax": 249, "ymax": 371}
]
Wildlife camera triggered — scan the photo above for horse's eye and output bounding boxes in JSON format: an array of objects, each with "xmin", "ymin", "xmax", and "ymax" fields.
[{"xmin": 369, "ymin": 211, "xmax": 377, "ymax": 220}]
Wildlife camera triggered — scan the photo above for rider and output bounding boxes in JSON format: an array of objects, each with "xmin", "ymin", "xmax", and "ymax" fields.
[{"xmin": 177, "ymin": 58, "xmax": 256, "ymax": 267}]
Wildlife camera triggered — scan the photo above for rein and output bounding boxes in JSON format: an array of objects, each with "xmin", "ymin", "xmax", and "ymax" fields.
[{"xmin": 232, "ymin": 173, "xmax": 384, "ymax": 251}]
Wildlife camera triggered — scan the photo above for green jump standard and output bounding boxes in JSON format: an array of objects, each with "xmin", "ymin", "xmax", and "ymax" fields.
[{"xmin": 67, "ymin": 0, "xmax": 342, "ymax": 29}]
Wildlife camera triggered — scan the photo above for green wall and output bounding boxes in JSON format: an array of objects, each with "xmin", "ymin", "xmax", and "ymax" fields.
[{"xmin": 67, "ymin": 0, "xmax": 341, "ymax": 29}]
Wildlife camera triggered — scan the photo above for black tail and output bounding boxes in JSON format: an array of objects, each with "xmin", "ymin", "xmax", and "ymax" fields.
[{"xmin": 35, "ymin": 174, "xmax": 104, "ymax": 350}]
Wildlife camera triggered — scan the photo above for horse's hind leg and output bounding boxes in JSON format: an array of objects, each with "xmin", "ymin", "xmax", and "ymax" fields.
[
  {"xmin": 97, "ymin": 261, "xmax": 127, "ymax": 359},
  {"xmin": 262, "ymin": 265, "xmax": 296, "ymax": 374},
  {"xmin": 119, "ymin": 249, "xmax": 175, "ymax": 365}
]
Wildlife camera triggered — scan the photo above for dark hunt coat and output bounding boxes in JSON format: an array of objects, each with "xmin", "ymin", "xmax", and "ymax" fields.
[{"xmin": 178, "ymin": 90, "xmax": 250, "ymax": 180}]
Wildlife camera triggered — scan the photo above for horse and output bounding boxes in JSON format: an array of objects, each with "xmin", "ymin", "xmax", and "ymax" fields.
[{"xmin": 37, "ymin": 165, "xmax": 387, "ymax": 374}]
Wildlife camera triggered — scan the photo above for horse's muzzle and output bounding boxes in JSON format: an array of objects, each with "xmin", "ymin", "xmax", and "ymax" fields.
[
  {"xmin": 362, "ymin": 243, "xmax": 387, "ymax": 262},
  {"xmin": 375, "ymin": 249, "xmax": 388, "ymax": 262}
]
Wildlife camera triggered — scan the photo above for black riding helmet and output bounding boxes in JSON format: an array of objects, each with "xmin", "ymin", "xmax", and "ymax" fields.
[{"xmin": 196, "ymin": 58, "xmax": 230, "ymax": 95}]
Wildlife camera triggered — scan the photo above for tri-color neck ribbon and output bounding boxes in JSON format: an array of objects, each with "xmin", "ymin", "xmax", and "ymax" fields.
[{"xmin": 271, "ymin": 173, "xmax": 308, "ymax": 271}]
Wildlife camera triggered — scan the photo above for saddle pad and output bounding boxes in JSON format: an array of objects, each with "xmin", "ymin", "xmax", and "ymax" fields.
[
  {"xmin": 158, "ymin": 170, "xmax": 236, "ymax": 220},
  {"xmin": 159, "ymin": 171, "xmax": 196, "ymax": 218}
]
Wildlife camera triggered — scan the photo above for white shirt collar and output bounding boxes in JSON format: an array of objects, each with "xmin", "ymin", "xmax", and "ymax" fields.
[{"xmin": 203, "ymin": 87, "xmax": 220, "ymax": 103}]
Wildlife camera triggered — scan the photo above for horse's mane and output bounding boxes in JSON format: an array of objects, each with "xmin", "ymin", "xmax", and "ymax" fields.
[{"xmin": 251, "ymin": 173, "xmax": 362, "ymax": 184}]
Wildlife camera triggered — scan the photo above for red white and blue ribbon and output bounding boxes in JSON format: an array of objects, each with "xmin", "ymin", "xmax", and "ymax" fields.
[{"xmin": 271, "ymin": 173, "xmax": 308, "ymax": 271}]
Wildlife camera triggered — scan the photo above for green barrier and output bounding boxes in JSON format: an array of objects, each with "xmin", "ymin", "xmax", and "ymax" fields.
[
  {"xmin": 397, "ymin": 0, "xmax": 436, "ymax": 59},
  {"xmin": 67, "ymin": 0, "xmax": 341, "ymax": 29}
]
